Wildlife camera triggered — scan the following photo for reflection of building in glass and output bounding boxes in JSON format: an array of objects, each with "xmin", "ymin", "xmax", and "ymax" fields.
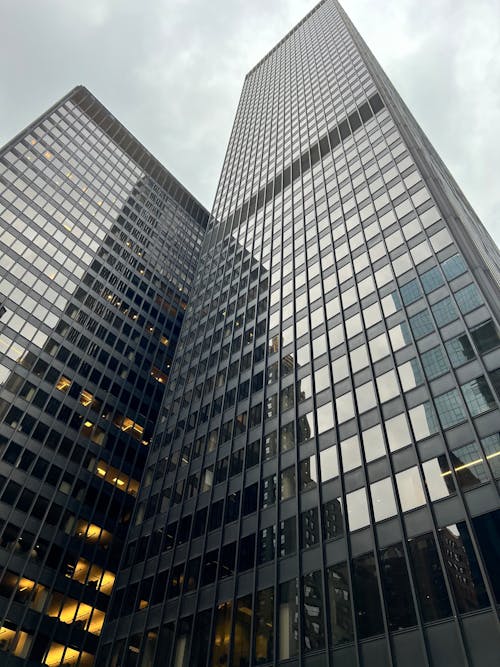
[{"xmin": 0, "ymin": 87, "xmax": 207, "ymax": 665}]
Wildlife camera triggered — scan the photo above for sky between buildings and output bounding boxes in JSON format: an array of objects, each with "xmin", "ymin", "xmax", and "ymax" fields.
[{"xmin": 1, "ymin": 0, "xmax": 498, "ymax": 245}]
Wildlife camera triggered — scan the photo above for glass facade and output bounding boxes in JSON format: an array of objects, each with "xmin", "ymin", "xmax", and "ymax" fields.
[
  {"xmin": 99, "ymin": 1, "xmax": 500, "ymax": 666},
  {"xmin": 0, "ymin": 87, "xmax": 208, "ymax": 665}
]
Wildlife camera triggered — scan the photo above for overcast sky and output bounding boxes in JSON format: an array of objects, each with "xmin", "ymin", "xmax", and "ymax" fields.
[{"xmin": 1, "ymin": 0, "xmax": 498, "ymax": 244}]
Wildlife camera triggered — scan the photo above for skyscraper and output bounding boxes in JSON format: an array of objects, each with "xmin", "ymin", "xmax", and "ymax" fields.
[
  {"xmin": 0, "ymin": 86, "xmax": 208, "ymax": 665},
  {"xmin": 99, "ymin": 1, "xmax": 500, "ymax": 666}
]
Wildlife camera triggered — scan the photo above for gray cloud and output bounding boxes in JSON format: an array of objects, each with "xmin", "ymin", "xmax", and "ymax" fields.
[{"xmin": 0, "ymin": 0, "xmax": 498, "ymax": 244}]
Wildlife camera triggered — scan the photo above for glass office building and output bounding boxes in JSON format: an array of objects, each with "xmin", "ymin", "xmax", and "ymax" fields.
[
  {"xmin": 100, "ymin": 1, "xmax": 500, "ymax": 666},
  {"xmin": 0, "ymin": 86, "xmax": 208, "ymax": 665}
]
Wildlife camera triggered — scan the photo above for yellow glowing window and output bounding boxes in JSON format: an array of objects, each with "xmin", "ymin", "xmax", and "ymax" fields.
[
  {"xmin": 83, "ymin": 420, "xmax": 93, "ymax": 429},
  {"xmin": 160, "ymin": 336, "xmax": 169, "ymax": 346},
  {"xmin": 44, "ymin": 643, "xmax": 93, "ymax": 666},
  {"xmin": 94, "ymin": 459, "xmax": 139, "ymax": 496},
  {"xmin": 79, "ymin": 390, "xmax": 94, "ymax": 407},
  {"xmin": 68, "ymin": 557, "xmax": 115, "ymax": 595},
  {"xmin": 43, "ymin": 150, "xmax": 53, "ymax": 160},
  {"xmin": 56, "ymin": 376, "xmax": 71, "ymax": 392},
  {"xmin": 151, "ymin": 366, "xmax": 168, "ymax": 384},
  {"xmin": 0, "ymin": 626, "xmax": 31, "ymax": 658},
  {"xmin": 74, "ymin": 520, "xmax": 112, "ymax": 547}
]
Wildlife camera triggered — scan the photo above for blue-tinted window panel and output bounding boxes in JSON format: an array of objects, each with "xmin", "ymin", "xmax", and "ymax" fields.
[
  {"xmin": 421, "ymin": 346, "xmax": 449, "ymax": 380},
  {"xmin": 434, "ymin": 388, "xmax": 466, "ymax": 428},
  {"xmin": 409, "ymin": 309, "xmax": 435, "ymax": 340},
  {"xmin": 454, "ymin": 283, "xmax": 484, "ymax": 315},
  {"xmin": 442, "ymin": 253, "xmax": 467, "ymax": 280},
  {"xmin": 431, "ymin": 297, "xmax": 458, "ymax": 326},
  {"xmin": 449, "ymin": 442, "xmax": 489, "ymax": 489},
  {"xmin": 400, "ymin": 279, "xmax": 422, "ymax": 305},
  {"xmin": 420, "ymin": 266, "xmax": 444, "ymax": 294}
]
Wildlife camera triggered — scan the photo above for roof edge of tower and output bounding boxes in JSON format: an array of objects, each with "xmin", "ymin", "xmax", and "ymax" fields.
[{"xmin": 245, "ymin": 0, "xmax": 329, "ymax": 79}]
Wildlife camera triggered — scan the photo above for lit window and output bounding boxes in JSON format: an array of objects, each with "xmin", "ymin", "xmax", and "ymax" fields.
[{"xmin": 55, "ymin": 376, "xmax": 71, "ymax": 392}]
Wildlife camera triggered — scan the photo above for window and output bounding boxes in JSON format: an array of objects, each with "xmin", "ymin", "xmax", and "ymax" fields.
[
  {"xmin": 302, "ymin": 571, "xmax": 326, "ymax": 652},
  {"xmin": 400, "ymin": 278, "xmax": 422, "ymax": 305},
  {"xmin": 481, "ymin": 433, "xmax": 500, "ymax": 478},
  {"xmin": 422, "ymin": 456, "xmax": 455, "ymax": 500},
  {"xmin": 340, "ymin": 435, "xmax": 361, "ymax": 472},
  {"xmin": 280, "ymin": 466, "xmax": 296, "ymax": 500},
  {"xmin": 421, "ymin": 346, "xmax": 449, "ymax": 379},
  {"xmin": 398, "ymin": 358, "xmax": 423, "ymax": 391},
  {"xmin": 346, "ymin": 487, "xmax": 370, "ymax": 531},
  {"xmin": 438, "ymin": 523, "xmax": 489, "ymax": 612},
  {"xmin": 362, "ymin": 422, "xmax": 385, "ymax": 462},
  {"xmin": 441, "ymin": 253, "xmax": 466, "ymax": 280},
  {"xmin": 386, "ymin": 412, "xmax": 412, "ymax": 451},
  {"xmin": 409, "ymin": 309, "xmax": 434, "ymax": 339},
  {"xmin": 254, "ymin": 588, "xmax": 274, "ymax": 664},
  {"xmin": 352, "ymin": 553, "xmax": 384, "ymax": 638},
  {"xmin": 326, "ymin": 563, "xmax": 354, "ymax": 644},
  {"xmin": 299, "ymin": 455, "xmax": 318, "ymax": 491},
  {"xmin": 434, "ymin": 388, "xmax": 466, "ymax": 428},
  {"xmin": 445, "ymin": 332, "xmax": 475, "ymax": 367},
  {"xmin": 470, "ymin": 320, "xmax": 499, "ymax": 354},
  {"xmin": 370, "ymin": 478, "xmax": 397, "ymax": 521},
  {"xmin": 409, "ymin": 533, "xmax": 452, "ymax": 621},
  {"xmin": 431, "ymin": 296, "xmax": 458, "ymax": 326},
  {"xmin": 319, "ymin": 445, "xmax": 338, "ymax": 482},
  {"xmin": 420, "ymin": 265, "xmax": 444, "ymax": 293},
  {"xmin": 323, "ymin": 498, "xmax": 344, "ymax": 540},
  {"xmin": 454, "ymin": 283, "xmax": 483, "ymax": 314},
  {"xmin": 376, "ymin": 369, "xmax": 399, "ymax": 402},
  {"xmin": 379, "ymin": 544, "xmax": 417, "ymax": 630},
  {"xmin": 461, "ymin": 376, "xmax": 496, "ymax": 416},
  {"xmin": 450, "ymin": 442, "xmax": 489, "ymax": 489},
  {"xmin": 301, "ymin": 508, "xmax": 320, "ymax": 548},
  {"xmin": 409, "ymin": 401, "xmax": 438, "ymax": 440},
  {"xmin": 279, "ymin": 579, "xmax": 299, "ymax": 659},
  {"xmin": 396, "ymin": 466, "xmax": 426, "ymax": 511}
]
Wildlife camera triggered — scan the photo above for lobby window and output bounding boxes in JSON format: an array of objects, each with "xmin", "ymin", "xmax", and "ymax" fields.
[{"xmin": 254, "ymin": 588, "xmax": 274, "ymax": 664}]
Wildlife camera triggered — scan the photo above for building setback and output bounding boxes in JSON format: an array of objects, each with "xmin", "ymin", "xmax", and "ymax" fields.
[
  {"xmin": 0, "ymin": 86, "xmax": 208, "ymax": 665},
  {"xmin": 99, "ymin": 1, "xmax": 500, "ymax": 666}
]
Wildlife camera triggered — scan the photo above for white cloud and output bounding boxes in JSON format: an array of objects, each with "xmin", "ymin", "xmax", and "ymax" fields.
[{"xmin": 0, "ymin": 0, "xmax": 498, "ymax": 244}]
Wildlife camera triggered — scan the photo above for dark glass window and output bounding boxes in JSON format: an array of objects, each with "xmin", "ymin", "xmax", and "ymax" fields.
[
  {"xmin": 233, "ymin": 595, "xmax": 252, "ymax": 666},
  {"xmin": 301, "ymin": 507, "xmax": 320, "ymax": 549},
  {"xmin": 302, "ymin": 570, "xmax": 326, "ymax": 652},
  {"xmin": 352, "ymin": 553, "xmax": 384, "ymax": 638},
  {"xmin": 322, "ymin": 497, "xmax": 344, "ymax": 540},
  {"xmin": 254, "ymin": 588, "xmax": 274, "ymax": 664},
  {"xmin": 434, "ymin": 388, "xmax": 466, "ymax": 428},
  {"xmin": 279, "ymin": 516, "xmax": 297, "ymax": 557},
  {"xmin": 258, "ymin": 525, "xmax": 276, "ymax": 564},
  {"xmin": 470, "ymin": 319, "xmax": 499, "ymax": 354},
  {"xmin": 408, "ymin": 533, "xmax": 452, "ymax": 621},
  {"xmin": 438, "ymin": 523, "xmax": 489, "ymax": 612},
  {"xmin": 471, "ymin": 509, "xmax": 500, "ymax": 604},
  {"xmin": 379, "ymin": 544, "xmax": 417, "ymax": 630},
  {"xmin": 279, "ymin": 579, "xmax": 299, "ymax": 660},
  {"xmin": 326, "ymin": 562, "xmax": 354, "ymax": 645}
]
